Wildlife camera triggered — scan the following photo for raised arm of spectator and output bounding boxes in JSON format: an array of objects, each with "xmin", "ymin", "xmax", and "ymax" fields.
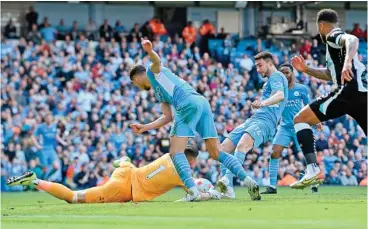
[{"xmin": 141, "ymin": 38, "xmax": 161, "ymax": 73}]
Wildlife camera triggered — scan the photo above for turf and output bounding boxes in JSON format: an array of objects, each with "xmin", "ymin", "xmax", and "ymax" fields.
[{"xmin": 1, "ymin": 186, "xmax": 367, "ymax": 229}]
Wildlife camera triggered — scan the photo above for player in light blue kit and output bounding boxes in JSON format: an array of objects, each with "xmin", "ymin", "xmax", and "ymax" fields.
[
  {"xmin": 32, "ymin": 113, "xmax": 67, "ymax": 179},
  {"xmin": 129, "ymin": 39, "xmax": 260, "ymax": 202},
  {"xmin": 218, "ymin": 51, "xmax": 288, "ymax": 199},
  {"xmin": 261, "ymin": 63, "xmax": 323, "ymax": 195}
]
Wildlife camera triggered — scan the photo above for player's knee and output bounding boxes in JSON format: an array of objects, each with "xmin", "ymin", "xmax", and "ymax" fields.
[
  {"xmin": 293, "ymin": 115, "xmax": 302, "ymax": 125},
  {"xmin": 236, "ymin": 141, "xmax": 252, "ymax": 154},
  {"xmin": 271, "ymin": 151, "xmax": 281, "ymax": 159},
  {"xmin": 70, "ymin": 191, "xmax": 86, "ymax": 204}
]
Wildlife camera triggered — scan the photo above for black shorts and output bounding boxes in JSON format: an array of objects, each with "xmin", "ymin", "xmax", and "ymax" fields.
[{"xmin": 309, "ymin": 80, "xmax": 367, "ymax": 135}]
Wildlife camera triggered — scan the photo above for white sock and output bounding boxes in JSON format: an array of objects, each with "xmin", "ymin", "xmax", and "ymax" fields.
[
  {"xmin": 32, "ymin": 179, "xmax": 40, "ymax": 185},
  {"xmin": 244, "ymin": 176, "xmax": 254, "ymax": 187},
  {"xmin": 307, "ymin": 164, "xmax": 320, "ymax": 175}
]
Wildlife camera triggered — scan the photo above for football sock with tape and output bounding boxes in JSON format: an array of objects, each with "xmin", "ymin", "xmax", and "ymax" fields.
[
  {"xmin": 172, "ymin": 152, "xmax": 199, "ymax": 195},
  {"xmin": 269, "ymin": 158, "xmax": 279, "ymax": 188}
]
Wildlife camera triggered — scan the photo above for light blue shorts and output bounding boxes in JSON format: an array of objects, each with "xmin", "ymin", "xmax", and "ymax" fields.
[
  {"xmin": 37, "ymin": 148, "xmax": 58, "ymax": 166},
  {"xmin": 272, "ymin": 126, "xmax": 301, "ymax": 151},
  {"xmin": 227, "ymin": 117, "xmax": 275, "ymax": 149},
  {"xmin": 170, "ymin": 95, "xmax": 218, "ymax": 139}
]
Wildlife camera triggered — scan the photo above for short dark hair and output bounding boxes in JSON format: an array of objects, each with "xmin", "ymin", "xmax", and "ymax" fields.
[
  {"xmin": 317, "ymin": 9, "xmax": 339, "ymax": 23},
  {"xmin": 129, "ymin": 64, "xmax": 146, "ymax": 80},
  {"xmin": 280, "ymin": 63, "xmax": 294, "ymax": 72},
  {"xmin": 184, "ymin": 144, "xmax": 199, "ymax": 158},
  {"xmin": 254, "ymin": 51, "xmax": 274, "ymax": 64}
]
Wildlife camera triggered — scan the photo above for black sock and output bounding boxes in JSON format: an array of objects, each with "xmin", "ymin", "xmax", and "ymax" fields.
[{"xmin": 295, "ymin": 123, "xmax": 317, "ymax": 165}]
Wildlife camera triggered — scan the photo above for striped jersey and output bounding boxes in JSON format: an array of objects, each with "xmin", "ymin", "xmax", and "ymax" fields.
[{"xmin": 325, "ymin": 27, "xmax": 367, "ymax": 92}]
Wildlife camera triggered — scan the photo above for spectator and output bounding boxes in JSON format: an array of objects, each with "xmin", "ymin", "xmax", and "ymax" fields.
[
  {"xmin": 4, "ymin": 19, "xmax": 17, "ymax": 39},
  {"xmin": 182, "ymin": 21, "xmax": 197, "ymax": 45},
  {"xmin": 140, "ymin": 22, "xmax": 152, "ymax": 41},
  {"xmin": 199, "ymin": 19, "xmax": 215, "ymax": 55},
  {"xmin": 316, "ymin": 132, "xmax": 329, "ymax": 152},
  {"xmin": 299, "ymin": 39, "xmax": 311, "ymax": 58},
  {"xmin": 114, "ymin": 20, "xmax": 126, "ymax": 41},
  {"xmin": 278, "ymin": 171, "xmax": 297, "ymax": 186},
  {"xmin": 26, "ymin": 24, "xmax": 42, "ymax": 45},
  {"xmin": 364, "ymin": 25, "xmax": 367, "ymax": 41},
  {"xmin": 56, "ymin": 19, "xmax": 69, "ymax": 40},
  {"xmin": 310, "ymin": 39, "xmax": 321, "ymax": 60},
  {"xmin": 350, "ymin": 23, "xmax": 365, "ymax": 40},
  {"xmin": 73, "ymin": 163, "xmax": 89, "ymax": 188},
  {"xmin": 40, "ymin": 22, "xmax": 57, "ymax": 43},
  {"xmin": 325, "ymin": 169, "xmax": 341, "ymax": 185},
  {"xmin": 25, "ymin": 6, "xmax": 38, "ymax": 31},
  {"xmin": 340, "ymin": 169, "xmax": 358, "ymax": 186},
  {"xmin": 99, "ymin": 19, "xmax": 113, "ymax": 41},
  {"xmin": 360, "ymin": 176, "xmax": 367, "ymax": 186},
  {"xmin": 85, "ymin": 18, "xmax": 97, "ymax": 40},
  {"xmin": 216, "ymin": 27, "xmax": 227, "ymax": 39},
  {"xmin": 70, "ymin": 20, "xmax": 80, "ymax": 40},
  {"xmin": 239, "ymin": 54, "xmax": 254, "ymax": 73},
  {"xmin": 39, "ymin": 17, "xmax": 49, "ymax": 30},
  {"xmin": 149, "ymin": 18, "xmax": 167, "ymax": 36}
]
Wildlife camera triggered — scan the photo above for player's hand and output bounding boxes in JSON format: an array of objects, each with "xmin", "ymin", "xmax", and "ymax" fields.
[
  {"xmin": 251, "ymin": 100, "xmax": 264, "ymax": 109},
  {"xmin": 141, "ymin": 38, "xmax": 153, "ymax": 53},
  {"xmin": 316, "ymin": 123, "xmax": 323, "ymax": 132},
  {"xmin": 291, "ymin": 55, "xmax": 307, "ymax": 72},
  {"xmin": 341, "ymin": 61, "xmax": 353, "ymax": 84},
  {"xmin": 130, "ymin": 123, "xmax": 146, "ymax": 134}
]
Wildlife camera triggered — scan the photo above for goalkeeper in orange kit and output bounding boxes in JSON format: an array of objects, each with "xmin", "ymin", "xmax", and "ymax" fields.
[{"xmin": 7, "ymin": 145, "xmax": 221, "ymax": 203}]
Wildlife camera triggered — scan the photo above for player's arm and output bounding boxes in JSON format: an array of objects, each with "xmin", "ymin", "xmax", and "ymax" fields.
[
  {"xmin": 260, "ymin": 90, "xmax": 284, "ymax": 107},
  {"xmin": 130, "ymin": 103, "xmax": 172, "ymax": 134},
  {"xmin": 291, "ymin": 55, "xmax": 332, "ymax": 81},
  {"xmin": 253, "ymin": 75, "xmax": 285, "ymax": 108},
  {"xmin": 141, "ymin": 38, "xmax": 161, "ymax": 74},
  {"xmin": 339, "ymin": 34, "xmax": 359, "ymax": 83}
]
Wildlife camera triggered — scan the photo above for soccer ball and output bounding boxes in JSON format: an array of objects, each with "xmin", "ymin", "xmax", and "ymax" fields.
[{"xmin": 195, "ymin": 178, "xmax": 214, "ymax": 192}]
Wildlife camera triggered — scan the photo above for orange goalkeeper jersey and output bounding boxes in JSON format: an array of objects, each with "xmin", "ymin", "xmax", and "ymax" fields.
[{"xmin": 131, "ymin": 154, "xmax": 185, "ymax": 202}]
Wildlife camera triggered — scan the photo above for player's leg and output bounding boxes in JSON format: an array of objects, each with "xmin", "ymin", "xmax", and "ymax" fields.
[
  {"xmin": 348, "ymin": 90, "xmax": 367, "ymax": 135},
  {"xmin": 218, "ymin": 120, "xmax": 250, "ymax": 191},
  {"xmin": 204, "ymin": 137, "xmax": 259, "ymax": 200},
  {"xmin": 81, "ymin": 167, "xmax": 133, "ymax": 203},
  {"xmin": 292, "ymin": 106, "xmax": 323, "ymax": 189},
  {"xmin": 293, "ymin": 88, "xmax": 346, "ymax": 189},
  {"xmin": 216, "ymin": 120, "xmax": 264, "ymax": 200},
  {"xmin": 262, "ymin": 128, "xmax": 290, "ymax": 194},
  {"xmin": 261, "ymin": 144, "xmax": 284, "ymax": 194},
  {"xmin": 170, "ymin": 135, "xmax": 200, "ymax": 200},
  {"xmin": 218, "ymin": 122, "xmax": 261, "ymax": 198},
  {"xmin": 46, "ymin": 150, "xmax": 60, "ymax": 179},
  {"xmin": 7, "ymin": 171, "xmax": 75, "ymax": 203},
  {"xmin": 219, "ymin": 138, "xmax": 236, "ymax": 189},
  {"xmin": 195, "ymin": 100, "xmax": 260, "ymax": 200},
  {"xmin": 169, "ymin": 100, "xmax": 202, "ymax": 201}
]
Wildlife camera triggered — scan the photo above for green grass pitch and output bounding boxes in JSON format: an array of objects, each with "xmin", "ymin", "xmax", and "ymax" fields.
[{"xmin": 1, "ymin": 187, "xmax": 367, "ymax": 229}]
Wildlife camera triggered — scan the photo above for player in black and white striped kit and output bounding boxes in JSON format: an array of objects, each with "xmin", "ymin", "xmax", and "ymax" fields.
[{"xmin": 290, "ymin": 9, "xmax": 367, "ymax": 189}]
